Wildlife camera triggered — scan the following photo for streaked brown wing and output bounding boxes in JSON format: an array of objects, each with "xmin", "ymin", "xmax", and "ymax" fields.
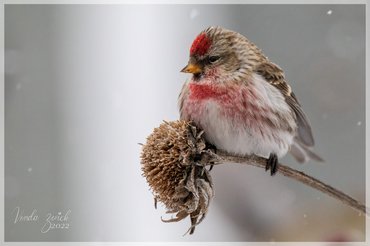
[{"xmin": 255, "ymin": 62, "xmax": 315, "ymax": 146}]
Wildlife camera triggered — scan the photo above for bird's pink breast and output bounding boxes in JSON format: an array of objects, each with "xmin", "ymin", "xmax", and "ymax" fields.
[
  {"xmin": 185, "ymin": 82, "xmax": 268, "ymax": 125},
  {"xmin": 189, "ymin": 83, "xmax": 231, "ymax": 101},
  {"xmin": 181, "ymin": 80, "xmax": 294, "ymax": 158}
]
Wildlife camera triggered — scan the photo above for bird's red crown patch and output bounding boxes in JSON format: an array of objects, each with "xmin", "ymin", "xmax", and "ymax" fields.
[{"xmin": 190, "ymin": 33, "xmax": 211, "ymax": 56}]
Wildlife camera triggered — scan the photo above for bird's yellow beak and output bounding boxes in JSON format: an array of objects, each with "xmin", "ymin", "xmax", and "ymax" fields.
[{"xmin": 181, "ymin": 63, "xmax": 202, "ymax": 74}]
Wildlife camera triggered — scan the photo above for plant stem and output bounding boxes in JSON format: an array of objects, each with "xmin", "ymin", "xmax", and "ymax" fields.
[{"xmin": 207, "ymin": 150, "xmax": 367, "ymax": 216}]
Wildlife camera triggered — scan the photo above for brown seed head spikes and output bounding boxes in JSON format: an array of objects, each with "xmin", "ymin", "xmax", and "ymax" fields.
[{"xmin": 140, "ymin": 120, "xmax": 214, "ymax": 235}]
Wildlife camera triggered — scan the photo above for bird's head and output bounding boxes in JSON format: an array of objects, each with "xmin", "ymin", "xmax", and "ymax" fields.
[{"xmin": 181, "ymin": 26, "xmax": 263, "ymax": 82}]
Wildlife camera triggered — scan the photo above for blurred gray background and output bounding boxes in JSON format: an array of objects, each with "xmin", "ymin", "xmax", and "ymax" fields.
[{"xmin": 4, "ymin": 4, "xmax": 365, "ymax": 242}]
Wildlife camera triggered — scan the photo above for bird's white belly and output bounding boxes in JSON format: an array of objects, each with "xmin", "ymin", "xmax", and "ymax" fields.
[{"xmin": 197, "ymin": 100, "xmax": 293, "ymax": 158}]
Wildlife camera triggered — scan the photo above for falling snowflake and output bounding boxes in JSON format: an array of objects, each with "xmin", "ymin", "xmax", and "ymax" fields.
[
  {"xmin": 327, "ymin": 10, "xmax": 333, "ymax": 15},
  {"xmin": 189, "ymin": 9, "xmax": 199, "ymax": 20}
]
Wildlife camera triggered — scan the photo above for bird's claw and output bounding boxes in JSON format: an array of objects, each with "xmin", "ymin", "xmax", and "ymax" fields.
[{"xmin": 266, "ymin": 153, "xmax": 278, "ymax": 176}]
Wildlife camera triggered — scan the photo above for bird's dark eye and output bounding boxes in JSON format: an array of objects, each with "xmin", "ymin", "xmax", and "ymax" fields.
[{"xmin": 208, "ymin": 56, "xmax": 220, "ymax": 63}]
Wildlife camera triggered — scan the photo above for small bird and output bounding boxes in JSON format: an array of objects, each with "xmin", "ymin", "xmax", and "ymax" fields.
[{"xmin": 179, "ymin": 26, "xmax": 322, "ymax": 175}]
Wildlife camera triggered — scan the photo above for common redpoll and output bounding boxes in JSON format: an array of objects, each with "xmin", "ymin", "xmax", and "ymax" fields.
[{"xmin": 179, "ymin": 26, "xmax": 322, "ymax": 175}]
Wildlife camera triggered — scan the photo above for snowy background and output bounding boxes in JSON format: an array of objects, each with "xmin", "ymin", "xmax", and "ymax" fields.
[{"xmin": 4, "ymin": 4, "xmax": 365, "ymax": 241}]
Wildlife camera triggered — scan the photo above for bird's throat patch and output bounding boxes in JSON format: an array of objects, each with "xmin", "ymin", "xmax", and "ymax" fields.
[
  {"xmin": 190, "ymin": 33, "xmax": 211, "ymax": 56},
  {"xmin": 189, "ymin": 83, "xmax": 226, "ymax": 100}
]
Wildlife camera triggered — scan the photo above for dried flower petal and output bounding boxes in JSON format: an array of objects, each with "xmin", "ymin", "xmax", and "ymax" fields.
[{"xmin": 141, "ymin": 120, "xmax": 214, "ymax": 234}]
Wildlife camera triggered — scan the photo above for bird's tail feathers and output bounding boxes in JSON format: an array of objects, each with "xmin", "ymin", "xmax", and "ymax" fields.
[{"xmin": 290, "ymin": 138, "xmax": 324, "ymax": 163}]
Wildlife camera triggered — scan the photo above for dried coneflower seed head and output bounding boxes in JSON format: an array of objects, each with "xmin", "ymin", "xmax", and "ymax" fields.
[{"xmin": 140, "ymin": 120, "xmax": 214, "ymax": 234}]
